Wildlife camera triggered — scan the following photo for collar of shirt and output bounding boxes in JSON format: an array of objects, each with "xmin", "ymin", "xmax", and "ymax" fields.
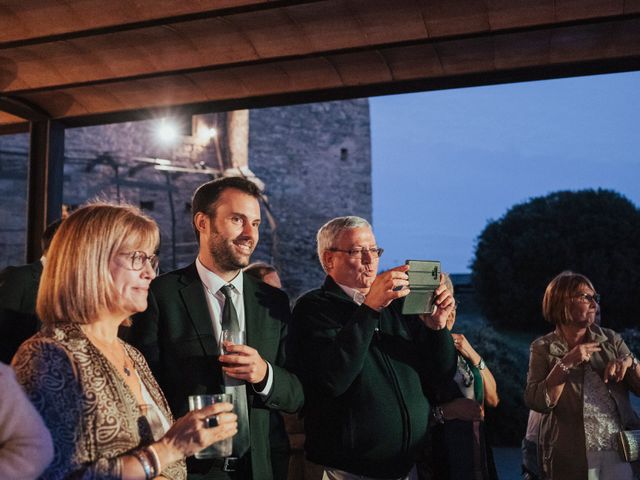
[
  {"xmin": 195, "ymin": 257, "xmax": 244, "ymax": 299},
  {"xmin": 195, "ymin": 257, "xmax": 245, "ymax": 335},
  {"xmin": 336, "ymin": 282, "xmax": 367, "ymax": 306}
]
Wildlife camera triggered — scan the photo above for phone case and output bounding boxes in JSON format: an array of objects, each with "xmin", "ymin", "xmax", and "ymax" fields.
[{"xmin": 401, "ymin": 260, "xmax": 441, "ymax": 315}]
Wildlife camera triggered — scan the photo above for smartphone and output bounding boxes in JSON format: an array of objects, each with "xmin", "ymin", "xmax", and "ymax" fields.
[{"xmin": 401, "ymin": 260, "xmax": 441, "ymax": 315}]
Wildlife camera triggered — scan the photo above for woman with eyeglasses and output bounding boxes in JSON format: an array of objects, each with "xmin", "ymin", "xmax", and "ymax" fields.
[
  {"xmin": 524, "ymin": 271, "xmax": 640, "ymax": 480},
  {"xmin": 420, "ymin": 273, "xmax": 499, "ymax": 480},
  {"xmin": 12, "ymin": 203, "xmax": 237, "ymax": 479}
]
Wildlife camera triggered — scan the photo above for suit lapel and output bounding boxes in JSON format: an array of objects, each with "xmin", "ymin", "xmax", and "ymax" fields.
[
  {"xmin": 179, "ymin": 264, "xmax": 218, "ymax": 356},
  {"xmin": 243, "ymin": 273, "xmax": 266, "ymax": 352}
]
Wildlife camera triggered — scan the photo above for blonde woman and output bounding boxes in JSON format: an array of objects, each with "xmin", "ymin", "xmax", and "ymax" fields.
[{"xmin": 13, "ymin": 204, "xmax": 237, "ymax": 480}]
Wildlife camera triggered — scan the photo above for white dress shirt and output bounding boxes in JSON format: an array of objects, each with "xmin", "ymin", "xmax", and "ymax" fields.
[
  {"xmin": 195, "ymin": 257, "xmax": 273, "ymax": 395},
  {"xmin": 336, "ymin": 282, "xmax": 367, "ymax": 306}
]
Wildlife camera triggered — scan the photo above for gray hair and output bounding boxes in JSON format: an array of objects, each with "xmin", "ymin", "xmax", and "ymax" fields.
[{"xmin": 316, "ymin": 216, "xmax": 372, "ymax": 273}]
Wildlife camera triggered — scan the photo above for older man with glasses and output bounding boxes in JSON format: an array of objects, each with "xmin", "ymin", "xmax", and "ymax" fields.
[{"xmin": 288, "ymin": 216, "xmax": 457, "ymax": 480}]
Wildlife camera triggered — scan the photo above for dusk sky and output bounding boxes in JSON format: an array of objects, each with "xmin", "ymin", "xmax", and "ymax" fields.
[{"xmin": 370, "ymin": 71, "xmax": 640, "ymax": 273}]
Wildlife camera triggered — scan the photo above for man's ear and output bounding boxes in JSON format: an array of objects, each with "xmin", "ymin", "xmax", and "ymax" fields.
[
  {"xmin": 323, "ymin": 251, "xmax": 334, "ymax": 272},
  {"xmin": 194, "ymin": 212, "xmax": 209, "ymax": 234}
]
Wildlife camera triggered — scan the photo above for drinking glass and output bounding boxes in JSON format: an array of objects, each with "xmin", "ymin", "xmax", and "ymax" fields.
[{"xmin": 188, "ymin": 393, "xmax": 233, "ymax": 458}]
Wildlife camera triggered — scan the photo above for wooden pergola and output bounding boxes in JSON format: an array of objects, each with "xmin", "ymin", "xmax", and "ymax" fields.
[{"xmin": 1, "ymin": 0, "xmax": 639, "ymax": 259}]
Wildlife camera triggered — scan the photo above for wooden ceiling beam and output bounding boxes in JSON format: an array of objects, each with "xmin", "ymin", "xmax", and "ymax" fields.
[
  {"xmin": 5, "ymin": 12, "xmax": 639, "ymax": 98},
  {"xmin": 0, "ymin": 97, "xmax": 50, "ymax": 121},
  {"xmin": 0, "ymin": 0, "xmax": 322, "ymax": 49},
  {"xmin": 41, "ymin": 55, "xmax": 640, "ymax": 130}
]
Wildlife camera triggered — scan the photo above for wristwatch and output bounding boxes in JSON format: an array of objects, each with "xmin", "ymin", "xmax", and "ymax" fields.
[{"xmin": 475, "ymin": 358, "xmax": 486, "ymax": 370}]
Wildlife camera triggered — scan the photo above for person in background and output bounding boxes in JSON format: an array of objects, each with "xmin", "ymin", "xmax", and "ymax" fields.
[
  {"xmin": 13, "ymin": 203, "xmax": 237, "ymax": 480},
  {"xmin": 244, "ymin": 262, "xmax": 282, "ymax": 290},
  {"xmin": 423, "ymin": 273, "xmax": 499, "ymax": 480},
  {"xmin": 0, "ymin": 219, "xmax": 62, "ymax": 363},
  {"xmin": 521, "ymin": 303, "xmax": 603, "ymax": 480},
  {"xmin": 243, "ymin": 262, "xmax": 290, "ymax": 480},
  {"xmin": 0, "ymin": 361, "xmax": 54, "ymax": 480},
  {"xmin": 524, "ymin": 271, "xmax": 640, "ymax": 480}
]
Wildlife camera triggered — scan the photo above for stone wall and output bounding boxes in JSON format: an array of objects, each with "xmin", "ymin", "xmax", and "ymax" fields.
[
  {"xmin": 249, "ymin": 99, "xmax": 372, "ymax": 298},
  {"xmin": 0, "ymin": 99, "xmax": 371, "ymax": 299}
]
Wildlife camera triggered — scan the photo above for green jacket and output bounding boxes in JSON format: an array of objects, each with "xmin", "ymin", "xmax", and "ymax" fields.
[
  {"xmin": 127, "ymin": 263, "xmax": 304, "ymax": 480},
  {"xmin": 289, "ymin": 276, "xmax": 456, "ymax": 478},
  {"xmin": 524, "ymin": 325, "xmax": 640, "ymax": 480}
]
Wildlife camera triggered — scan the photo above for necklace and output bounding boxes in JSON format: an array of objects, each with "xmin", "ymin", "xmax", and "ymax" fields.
[
  {"xmin": 84, "ymin": 329, "xmax": 133, "ymax": 377},
  {"xmin": 122, "ymin": 346, "xmax": 132, "ymax": 377}
]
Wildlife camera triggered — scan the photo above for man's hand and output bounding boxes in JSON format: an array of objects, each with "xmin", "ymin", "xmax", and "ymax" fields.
[
  {"xmin": 363, "ymin": 265, "xmax": 410, "ymax": 311},
  {"xmin": 220, "ymin": 344, "xmax": 268, "ymax": 384},
  {"xmin": 419, "ymin": 274, "xmax": 455, "ymax": 330}
]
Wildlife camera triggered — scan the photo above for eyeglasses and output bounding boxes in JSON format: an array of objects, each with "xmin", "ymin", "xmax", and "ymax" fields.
[
  {"xmin": 328, "ymin": 247, "xmax": 384, "ymax": 258},
  {"xmin": 120, "ymin": 251, "xmax": 159, "ymax": 272},
  {"xmin": 573, "ymin": 293, "xmax": 601, "ymax": 304}
]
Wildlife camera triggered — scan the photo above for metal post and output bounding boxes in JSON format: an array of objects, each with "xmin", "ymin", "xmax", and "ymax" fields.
[{"xmin": 26, "ymin": 120, "xmax": 64, "ymax": 262}]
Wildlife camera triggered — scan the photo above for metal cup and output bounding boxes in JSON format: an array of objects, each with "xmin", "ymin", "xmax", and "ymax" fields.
[{"xmin": 188, "ymin": 393, "xmax": 233, "ymax": 459}]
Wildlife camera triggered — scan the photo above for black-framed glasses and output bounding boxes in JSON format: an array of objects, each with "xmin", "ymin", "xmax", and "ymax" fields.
[
  {"xmin": 573, "ymin": 293, "xmax": 601, "ymax": 304},
  {"xmin": 120, "ymin": 251, "xmax": 159, "ymax": 272},
  {"xmin": 328, "ymin": 247, "xmax": 384, "ymax": 258}
]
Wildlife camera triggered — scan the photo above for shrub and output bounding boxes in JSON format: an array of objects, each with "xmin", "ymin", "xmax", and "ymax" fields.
[{"xmin": 471, "ymin": 189, "xmax": 640, "ymax": 331}]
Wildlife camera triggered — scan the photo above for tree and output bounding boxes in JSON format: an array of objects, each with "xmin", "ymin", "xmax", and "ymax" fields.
[{"xmin": 471, "ymin": 189, "xmax": 640, "ymax": 331}]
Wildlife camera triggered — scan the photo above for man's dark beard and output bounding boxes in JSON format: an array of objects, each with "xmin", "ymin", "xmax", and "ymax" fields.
[{"xmin": 208, "ymin": 231, "xmax": 252, "ymax": 272}]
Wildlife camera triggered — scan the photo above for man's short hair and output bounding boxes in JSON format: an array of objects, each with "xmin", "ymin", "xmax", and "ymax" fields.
[
  {"xmin": 191, "ymin": 176, "xmax": 262, "ymax": 241},
  {"xmin": 41, "ymin": 219, "xmax": 63, "ymax": 253},
  {"xmin": 316, "ymin": 216, "xmax": 371, "ymax": 273},
  {"xmin": 542, "ymin": 270, "xmax": 596, "ymax": 325},
  {"xmin": 37, "ymin": 203, "xmax": 159, "ymax": 326}
]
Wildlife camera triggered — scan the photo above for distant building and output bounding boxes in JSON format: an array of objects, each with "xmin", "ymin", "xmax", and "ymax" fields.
[{"xmin": 0, "ymin": 99, "xmax": 371, "ymax": 298}]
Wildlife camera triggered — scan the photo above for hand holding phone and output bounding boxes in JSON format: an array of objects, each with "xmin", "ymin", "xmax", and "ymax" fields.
[{"xmin": 401, "ymin": 260, "xmax": 441, "ymax": 315}]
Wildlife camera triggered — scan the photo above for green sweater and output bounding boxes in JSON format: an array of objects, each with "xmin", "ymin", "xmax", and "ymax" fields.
[{"xmin": 290, "ymin": 276, "xmax": 456, "ymax": 478}]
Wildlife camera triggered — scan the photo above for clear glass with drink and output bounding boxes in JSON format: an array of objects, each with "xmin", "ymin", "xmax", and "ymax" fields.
[
  {"xmin": 221, "ymin": 330, "xmax": 246, "ymax": 353},
  {"xmin": 188, "ymin": 393, "xmax": 233, "ymax": 458}
]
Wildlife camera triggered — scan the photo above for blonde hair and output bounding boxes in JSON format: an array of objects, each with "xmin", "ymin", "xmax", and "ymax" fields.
[
  {"xmin": 36, "ymin": 203, "xmax": 159, "ymax": 326},
  {"xmin": 542, "ymin": 271, "xmax": 596, "ymax": 325}
]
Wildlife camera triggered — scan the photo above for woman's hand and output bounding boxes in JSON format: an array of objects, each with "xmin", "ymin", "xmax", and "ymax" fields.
[
  {"xmin": 604, "ymin": 355, "xmax": 634, "ymax": 384},
  {"xmin": 153, "ymin": 402, "xmax": 237, "ymax": 466},
  {"xmin": 561, "ymin": 342, "xmax": 601, "ymax": 369},
  {"xmin": 451, "ymin": 333, "xmax": 481, "ymax": 365},
  {"xmin": 441, "ymin": 398, "xmax": 484, "ymax": 421}
]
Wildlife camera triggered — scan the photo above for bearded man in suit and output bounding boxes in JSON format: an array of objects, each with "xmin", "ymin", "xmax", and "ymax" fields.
[{"xmin": 128, "ymin": 176, "xmax": 303, "ymax": 480}]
